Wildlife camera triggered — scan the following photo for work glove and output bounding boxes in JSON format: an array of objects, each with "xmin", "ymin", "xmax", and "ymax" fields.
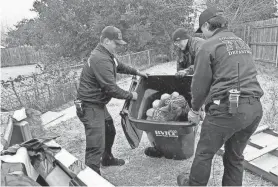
[
  {"xmin": 188, "ymin": 108, "xmax": 200, "ymax": 125},
  {"xmin": 175, "ymin": 66, "xmax": 194, "ymax": 78},
  {"xmin": 175, "ymin": 69, "xmax": 190, "ymax": 78},
  {"xmin": 131, "ymin": 92, "xmax": 138, "ymax": 100},
  {"xmin": 137, "ymin": 71, "xmax": 149, "ymax": 78}
]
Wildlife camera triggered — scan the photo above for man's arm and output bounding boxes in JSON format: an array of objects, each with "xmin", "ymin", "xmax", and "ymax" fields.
[
  {"xmin": 117, "ymin": 60, "xmax": 138, "ymax": 75},
  {"xmin": 117, "ymin": 59, "xmax": 148, "ymax": 78},
  {"xmin": 177, "ymin": 49, "xmax": 185, "ymax": 71},
  {"xmin": 191, "ymin": 49, "xmax": 212, "ymax": 111},
  {"xmin": 92, "ymin": 59, "xmax": 133, "ymax": 100},
  {"xmin": 192, "ymin": 37, "xmax": 205, "ymax": 57},
  {"xmin": 177, "ymin": 61, "xmax": 183, "ymax": 72}
]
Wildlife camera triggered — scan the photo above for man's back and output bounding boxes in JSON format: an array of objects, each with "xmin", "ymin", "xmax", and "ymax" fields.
[
  {"xmin": 193, "ymin": 29, "xmax": 264, "ymax": 107},
  {"xmin": 78, "ymin": 45, "xmax": 109, "ymax": 104}
]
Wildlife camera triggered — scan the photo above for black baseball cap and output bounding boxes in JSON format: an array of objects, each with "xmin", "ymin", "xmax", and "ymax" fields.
[
  {"xmin": 196, "ymin": 7, "xmax": 223, "ymax": 33},
  {"xmin": 101, "ymin": 26, "xmax": 127, "ymax": 45},
  {"xmin": 172, "ymin": 28, "xmax": 191, "ymax": 42}
]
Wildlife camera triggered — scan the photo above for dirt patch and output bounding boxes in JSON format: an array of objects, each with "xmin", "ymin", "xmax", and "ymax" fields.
[{"xmin": 45, "ymin": 61, "xmax": 277, "ymax": 186}]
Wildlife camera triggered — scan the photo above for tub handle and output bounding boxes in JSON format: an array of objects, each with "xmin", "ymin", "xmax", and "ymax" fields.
[
  {"xmin": 120, "ymin": 75, "xmax": 138, "ymax": 117},
  {"xmin": 120, "ymin": 99, "xmax": 130, "ymax": 117}
]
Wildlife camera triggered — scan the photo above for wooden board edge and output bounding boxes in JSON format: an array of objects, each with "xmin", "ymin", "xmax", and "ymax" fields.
[
  {"xmin": 217, "ymin": 144, "xmax": 278, "ymax": 185},
  {"xmin": 244, "ymin": 161, "xmax": 278, "ymax": 185},
  {"xmin": 245, "ymin": 142, "xmax": 278, "ymax": 162}
]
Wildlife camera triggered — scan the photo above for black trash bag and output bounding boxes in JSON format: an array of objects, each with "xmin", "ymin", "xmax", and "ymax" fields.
[
  {"xmin": 1, "ymin": 137, "xmax": 61, "ymax": 178},
  {"xmin": 1, "ymin": 137, "xmax": 61, "ymax": 156},
  {"xmin": 1, "ymin": 174, "xmax": 41, "ymax": 186}
]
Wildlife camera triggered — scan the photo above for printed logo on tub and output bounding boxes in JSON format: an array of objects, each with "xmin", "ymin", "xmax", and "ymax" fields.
[{"xmin": 155, "ymin": 130, "xmax": 178, "ymax": 137}]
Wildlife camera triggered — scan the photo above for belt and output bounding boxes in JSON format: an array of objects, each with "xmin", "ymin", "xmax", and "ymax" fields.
[
  {"xmin": 82, "ymin": 101, "xmax": 105, "ymax": 108},
  {"xmin": 219, "ymin": 96, "xmax": 260, "ymax": 104},
  {"xmin": 205, "ymin": 97, "xmax": 260, "ymax": 113}
]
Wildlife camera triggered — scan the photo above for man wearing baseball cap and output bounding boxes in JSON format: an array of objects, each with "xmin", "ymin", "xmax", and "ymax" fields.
[
  {"xmin": 177, "ymin": 7, "xmax": 264, "ymax": 186},
  {"xmin": 172, "ymin": 28, "xmax": 204, "ymax": 78},
  {"xmin": 76, "ymin": 26, "xmax": 148, "ymax": 175}
]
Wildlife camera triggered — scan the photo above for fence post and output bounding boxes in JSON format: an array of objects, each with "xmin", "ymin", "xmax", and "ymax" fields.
[
  {"xmin": 276, "ymin": 45, "xmax": 278, "ymax": 68},
  {"xmin": 247, "ymin": 25, "xmax": 251, "ymax": 46},
  {"xmin": 243, "ymin": 25, "xmax": 246, "ymax": 43},
  {"xmin": 147, "ymin": 50, "xmax": 151, "ymax": 66}
]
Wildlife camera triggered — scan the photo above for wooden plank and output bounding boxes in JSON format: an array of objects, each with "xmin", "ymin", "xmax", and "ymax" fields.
[
  {"xmin": 248, "ymin": 141, "xmax": 278, "ymax": 158},
  {"xmin": 253, "ymin": 125, "xmax": 269, "ymax": 135},
  {"xmin": 265, "ymin": 129, "xmax": 278, "ymax": 137},
  {"xmin": 270, "ymin": 166, "xmax": 278, "ymax": 176},
  {"xmin": 252, "ymin": 24, "xmax": 278, "ymax": 29},
  {"xmin": 268, "ymin": 27, "xmax": 273, "ymax": 61},
  {"xmin": 44, "ymin": 140, "xmax": 115, "ymax": 187},
  {"xmin": 262, "ymin": 26, "xmax": 266, "ymax": 60},
  {"xmin": 270, "ymin": 24, "xmax": 274, "ymax": 61},
  {"xmin": 276, "ymin": 44, "xmax": 278, "ymax": 67},
  {"xmin": 45, "ymin": 166, "xmax": 72, "ymax": 186},
  {"xmin": 247, "ymin": 25, "xmax": 251, "ymax": 44},
  {"xmin": 251, "ymin": 154, "xmax": 278, "ymax": 172},
  {"xmin": 250, "ymin": 132, "xmax": 278, "ymax": 148},
  {"xmin": 274, "ymin": 22, "xmax": 278, "ymax": 67},
  {"xmin": 243, "ymin": 25, "xmax": 246, "ymax": 42},
  {"xmin": 272, "ymin": 21, "xmax": 277, "ymax": 42},
  {"xmin": 244, "ymin": 160, "xmax": 278, "ymax": 185},
  {"xmin": 1, "ymin": 117, "xmax": 13, "ymax": 150},
  {"xmin": 218, "ymin": 144, "xmax": 278, "ymax": 185},
  {"xmin": 245, "ymin": 142, "xmax": 278, "ymax": 162},
  {"xmin": 269, "ymin": 26, "xmax": 273, "ymax": 43},
  {"xmin": 254, "ymin": 59, "xmax": 276, "ymax": 64},
  {"xmin": 243, "ymin": 144, "xmax": 259, "ymax": 155},
  {"xmin": 41, "ymin": 111, "xmax": 64, "ymax": 126},
  {"xmin": 258, "ymin": 45, "xmax": 261, "ymax": 62},
  {"xmin": 259, "ymin": 28, "xmax": 262, "ymax": 44},
  {"xmin": 217, "ymin": 128, "xmax": 278, "ymax": 186}
]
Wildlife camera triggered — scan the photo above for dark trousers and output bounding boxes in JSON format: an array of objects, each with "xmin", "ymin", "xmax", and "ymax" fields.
[
  {"xmin": 189, "ymin": 97, "xmax": 263, "ymax": 186},
  {"xmin": 77, "ymin": 103, "xmax": 116, "ymax": 175}
]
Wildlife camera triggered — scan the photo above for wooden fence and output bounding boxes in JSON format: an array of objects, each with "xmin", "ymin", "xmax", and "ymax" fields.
[
  {"xmin": 234, "ymin": 18, "xmax": 278, "ymax": 67},
  {"xmin": 1, "ymin": 46, "xmax": 45, "ymax": 67}
]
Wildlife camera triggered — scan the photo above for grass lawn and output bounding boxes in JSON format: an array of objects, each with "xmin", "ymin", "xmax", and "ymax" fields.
[{"xmin": 45, "ymin": 61, "xmax": 278, "ymax": 186}]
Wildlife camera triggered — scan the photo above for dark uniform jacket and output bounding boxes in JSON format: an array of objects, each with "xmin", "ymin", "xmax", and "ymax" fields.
[
  {"xmin": 77, "ymin": 44, "xmax": 138, "ymax": 105},
  {"xmin": 191, "ymin": 28, "xmax": 264, "ymax": 111},
  {"xmin": 176, "ymin": 37, "xmax": 204, "ymax": 72}
]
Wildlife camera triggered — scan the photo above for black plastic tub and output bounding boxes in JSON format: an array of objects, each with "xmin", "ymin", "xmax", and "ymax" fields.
[{"xmin": 121, "ymin": 75, "xmax": 197, "ymax": 160}]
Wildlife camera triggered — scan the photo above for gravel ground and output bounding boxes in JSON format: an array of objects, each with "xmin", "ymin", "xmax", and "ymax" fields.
[{"xmin": 45, "ymin": 61, "xmax": 278, "ymax": 186}]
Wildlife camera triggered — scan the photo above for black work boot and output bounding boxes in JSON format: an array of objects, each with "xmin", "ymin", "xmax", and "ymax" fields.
[
  {"xmin": 101, "ymin": 154, "xmax": 125, "ymax": 166},
  {"xmin": 144, "ymin": 147, "xmax": 163, "ymax": 158},
  {"xmin": 177, "ymin": 174, "xmax": 189, "ymax": 186}
]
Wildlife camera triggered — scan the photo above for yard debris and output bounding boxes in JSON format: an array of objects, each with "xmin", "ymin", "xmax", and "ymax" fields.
[
  {"xmin": 12, "ymin": 108, "xmax": 27, "ymax": 122},
  {"xmin": 146, "ymin": 91, "xmax": 190, "ymax": 122}
]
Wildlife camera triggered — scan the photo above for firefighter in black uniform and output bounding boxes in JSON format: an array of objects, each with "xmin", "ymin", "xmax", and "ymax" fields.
[
  {"xmin": 177, "ymin": 7, "xmax": 264, "ymax": 186},
  {"xmin": 172, "ymin": 28, "xmax": 204, "ymax": 77},
  {"xmin": 75, "ymin": 26, "xmax": 148, "ymax": 175},
  {"xmin": 144, "ymin": 30, "xmax": 204, "ymax": 158}
]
